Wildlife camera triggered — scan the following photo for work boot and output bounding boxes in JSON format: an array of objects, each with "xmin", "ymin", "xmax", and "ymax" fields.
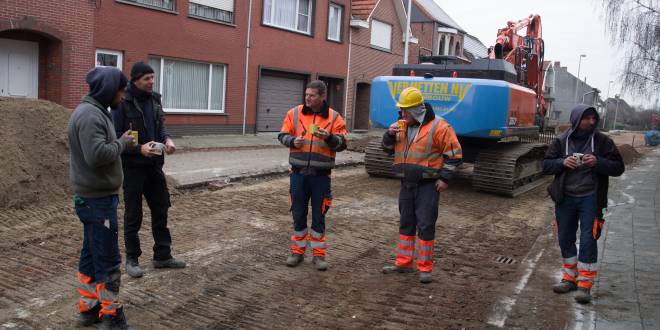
[
  {"xmin": 125, "ymin": 258, "xmax": 144, "ymax": 278},
  {"xmin": 575, "ymin": 287, "xmax": 592, "ymax": 304},
  {"xmin": 382, "ymin": 265, "xmax": 414, "ymax": 274},
  {"xmin": 153, "ymin": 257, "xmax": 186, "ymax": 269},
  {"xmin": 286, "ymin": 253, "xmax": 304, "ymax": 267},
  {"xmin": 77, "ymin": 303, "xmax": 101, "ymax": 326},
  {"xmin": 552, "ymin": 280, "xmax": 577, "ymax": 294},
  {"xmin": 312, "ymin": 256, "xmax": 328, "ymax": 271},
  {"xmin": 100, "ymin": 307, "xmax": 133, "ymax": 330},
  {"xmin": 419, "ymin": 272, "xmax": 433, "ymax": 284}
]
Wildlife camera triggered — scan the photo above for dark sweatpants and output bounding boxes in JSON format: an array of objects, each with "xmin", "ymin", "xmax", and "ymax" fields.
[{"xmin": 122, "ymin": 166, "xmax": 172, "ymax": 261}]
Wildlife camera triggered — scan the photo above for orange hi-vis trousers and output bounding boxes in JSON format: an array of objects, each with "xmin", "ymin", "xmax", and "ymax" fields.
[
  {"xmin": 77, "ymin": 272, "xmax": 120, "ymax": 317},
  {"xmin": 395, "ymin": 235, "xmax": 434, "ymax": 272}
]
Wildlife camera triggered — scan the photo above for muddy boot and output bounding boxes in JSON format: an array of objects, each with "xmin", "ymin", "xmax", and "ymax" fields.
[
  {"xmin": 312, "ymin": 256, "xmax": 328, "ymax": 271},
  {"xmin": 382, "ymin": 265, "xmax": 414, "ymax": 274},
  {"xmin": 125, "ymin": 258, "xmax": 144, "ymax": 278},
  {"xmin": 575, "ymin": 288, "xmax": 592, "ymax": 304},
  {"xmin": 77, "ymin": 303, "xmax": 101, "ymax": 326},
  {"xmin": 552, "ymin": 280, "xmax": 577, "ymax": 294},
  {"xmin": 153, "ymin": 257, "xmax": 186, "ymax": 269},
  {"xmin": 286, "ymin": 253, "xmax": 304, "ymax": 267},
  {"xmin": 101, "ymin": 307, "xmax": 133, "ymax": 330},
  {"xmin": 419, "ymin": 272, "xmax": 433, "ymax": 284}
]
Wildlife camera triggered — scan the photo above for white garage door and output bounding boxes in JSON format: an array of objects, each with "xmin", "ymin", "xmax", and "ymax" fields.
[
  {"xmin": 0, "ymin": 38, "xmax": 39, "ymax": 98},
  {"xmin": 257, "ymin": 74, "xmax": 305, "ymax": 132}
]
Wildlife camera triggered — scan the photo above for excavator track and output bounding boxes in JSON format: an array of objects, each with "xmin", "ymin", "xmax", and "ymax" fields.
[
  {"xmin": 364, "ymin": 140, "xmax": 549, "ymax": 197},
  {"xmin": 364, "ymin": 140, "xmax": 396, "ymax": 178},
  {"xmin": 471, "ymin": 142, "xmax": 549, "ymax": 197}
]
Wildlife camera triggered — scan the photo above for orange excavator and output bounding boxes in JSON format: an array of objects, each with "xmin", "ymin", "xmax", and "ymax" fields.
[{"xmin": 490, "ymin": 14, "xmax": 546, "ymax": 118}]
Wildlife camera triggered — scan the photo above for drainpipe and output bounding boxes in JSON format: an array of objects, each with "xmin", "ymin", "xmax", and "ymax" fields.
[
  {"xmin": 403, "ymin": 0, "xmax": 412, "ymax": 64},
  {"xmin": 344, "ymin": 27, "xmax": 352, "ymax": 129},
  {"xmin": 242, "ymin": 0, "xmax": 253, "ymax": 135}
]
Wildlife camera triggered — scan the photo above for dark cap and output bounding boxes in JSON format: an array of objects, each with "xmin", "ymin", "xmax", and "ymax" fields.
[{"xmin": 130, "ymin": 61, "xmax": 155, "ymax": 81}]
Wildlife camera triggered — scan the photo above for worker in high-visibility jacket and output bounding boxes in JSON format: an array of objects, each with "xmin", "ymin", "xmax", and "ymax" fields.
[
  {"xmin": 278, "ymin": 80, "xmax": 347, "ymax": 271},
  {"xmin": 381, "ymin": 86, "xmax": 463, "ymax": 283}
]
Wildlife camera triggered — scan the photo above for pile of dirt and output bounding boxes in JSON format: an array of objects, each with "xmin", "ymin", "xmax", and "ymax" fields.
[
  {"xmin": 0, "ymin": 97, "xmax": 72, "ymax": 208},
  {"xmin": 347, "ymin": 135, "xmax": 379, "ymax": 153},
  {"xmin": 617, "ymin": 144, "xmax": 641, "ymax": 164}
]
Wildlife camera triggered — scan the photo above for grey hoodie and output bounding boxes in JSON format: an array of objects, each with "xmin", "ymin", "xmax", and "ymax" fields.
[
  {"xmin": 563, "ymin": 105, "xmax": 599, "ymax": 197},
  {"xmin": 68, "ymin": 67, "xmax": 129, "ymax": 197}
]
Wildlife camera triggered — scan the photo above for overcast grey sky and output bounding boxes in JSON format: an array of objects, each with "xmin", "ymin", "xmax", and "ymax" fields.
[{"xmin": 434, "ymin": 0, "xmax": 634, "ymax": 105}]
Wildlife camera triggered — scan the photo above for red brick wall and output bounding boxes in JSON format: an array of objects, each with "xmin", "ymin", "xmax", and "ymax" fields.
[
  {"xmin": 95, "ymin": 0, "xmax": 249, "ymax": 127},
  {"xmin": 409, "ymin": 22, "xmax": 435, "ymax": 64},
  {"xmin": 345, "ymin": 0, "xmax": 404, "ymax": 129},
  {"xmin": 0, "ymin": 0, "xmax": 95, "ymax": 108},
  {"xmin": 247, "ymin": 0, "xmax": 350, "ymax": 127}
]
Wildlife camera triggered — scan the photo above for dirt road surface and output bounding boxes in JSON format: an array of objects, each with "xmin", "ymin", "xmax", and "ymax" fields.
[{"xmin": 0, "ymin": 167, "xmax": 569, "ymax": 329}]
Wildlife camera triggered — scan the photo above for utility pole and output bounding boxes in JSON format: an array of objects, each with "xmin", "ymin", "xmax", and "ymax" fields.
[
  {"xmin": 602, "ymin": 80, "xmax": 613, "ymax": 129},
  {"xmin": 613, "ymin": 94, "xmax": 620, "ymax": 130}
]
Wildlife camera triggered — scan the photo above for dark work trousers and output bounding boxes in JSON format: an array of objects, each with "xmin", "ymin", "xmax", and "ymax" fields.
[
  {"xmin": 290, "ymin": 172, "xmax": 332, "ymax": 234},
  {"xmin": 555, "ymin": 193, "xmax": 599, "ymax": 263},
  {"xmin": 123, "ymin": 166, "xmax": 172, "ymax": 261},
  {"xmin": 399, "ymin": 180, "xmax": 440, "ymax": 240},
  {"xmin": 77, "ymin": 195, "xmax": 122, "ymax": 282}
]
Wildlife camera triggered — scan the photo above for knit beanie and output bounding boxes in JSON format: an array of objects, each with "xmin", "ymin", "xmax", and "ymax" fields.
[{"xmin": 130, "ymin": 61, "xmax": 155, "ymax": 81}]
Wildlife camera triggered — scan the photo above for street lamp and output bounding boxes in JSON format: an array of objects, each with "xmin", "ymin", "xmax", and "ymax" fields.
[
  {"xmin": 612, "ymin": 94, "xmax": 620, "ymax": 130},
  {"xmin": 574, "ymin": 54, "xmax": 587, "ymax": 102}
]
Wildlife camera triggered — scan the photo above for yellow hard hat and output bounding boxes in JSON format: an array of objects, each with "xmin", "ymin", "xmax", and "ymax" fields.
[{"xmin": 396, "ymin": 87, "xmax": 424, "ymax": 108}]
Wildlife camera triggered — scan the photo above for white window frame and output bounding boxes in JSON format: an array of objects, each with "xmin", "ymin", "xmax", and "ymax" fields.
[
  {"xmin": 95, "ymin": 49, "xmax": 123, "ymax": 70},
  {"xmin": 152, "ymin": 57, "xmax": 227, "ymax": 114},
  {"xmin": 327, "ymin": 3, "xmax": 342, "ymax": 42},
  {"xmin": 263, "ymin": 0, "xmax": 313, "ymax": 35},
  {"xmin": 370, "ymin": 19, "xmax": 392, "ymax": 51}
]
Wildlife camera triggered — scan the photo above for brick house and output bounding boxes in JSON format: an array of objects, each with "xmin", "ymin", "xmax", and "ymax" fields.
[
  {"xmin": 408, "ymin": 0, "xmax": 467, "ymax": 64},
  {"xmin": 0, "ymin": 0, "xmax": 96, "ymax": 108},
  {"xmin": 345, "ymin": 0, "xmax": 410, "ymax": 130},
  {"xmin": 96, "ymin": 0, "xmax": 349, "ymax": 135}
]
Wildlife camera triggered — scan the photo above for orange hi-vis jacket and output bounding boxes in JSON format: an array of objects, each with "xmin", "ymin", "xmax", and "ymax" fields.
[
  {"xmin": 279, "ymin": 104, "xmax": 347, "ymax": 170},
  {"xmin": 383, "ymin": 110, "xmax": 462, "ymax": 182}
]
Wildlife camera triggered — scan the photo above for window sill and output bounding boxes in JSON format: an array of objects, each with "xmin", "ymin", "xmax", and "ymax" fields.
[
  {"xmin": 370, "ymin": 45, "xmax": 392, "ymax": 54},
  {"xmin": 326, "ymin": 37, "xmax": 343, "ymax": 44},
  {"xmin": 115, "ymin": 0, "xmax": 178, "ymax": 15},
  {"xmin": 188, "ymin": 15, "xmax": 236, "ymax": 27},
  {"xmin": 261, "ymin": 22, "xmax": 313, "ymax": 38},
  {"xmin": 164, "ymin": 110, "xmax": 227, "ymax": 115}
]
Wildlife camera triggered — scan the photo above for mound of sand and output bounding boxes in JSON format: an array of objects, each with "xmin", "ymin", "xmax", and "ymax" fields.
[
  {"xmin": 617, "ymin": 144, "xmax": 641, "ymax": 164},
  {"xmin": 0, "ymin": 97, "xmax": 72, "ymax": 208}
]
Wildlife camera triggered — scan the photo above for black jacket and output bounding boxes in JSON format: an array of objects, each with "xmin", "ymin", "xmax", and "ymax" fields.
[
  {"xmin": 543, "ymin": 104, "xmax": 624, "ymax": 215},
  {"xmin": 112, "ymin": 87, "xmax": 169, "ymax": 168}
]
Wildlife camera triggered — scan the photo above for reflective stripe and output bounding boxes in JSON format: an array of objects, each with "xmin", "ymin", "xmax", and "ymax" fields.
[
  {"xmin": 397, "ymin": 249, "xmax": 414, "ymax": 257},
  {"xmin": 443, "ymin": 164, "xmax": 457, "ymax": 171},
  {"xmin": 310, "ymin": 241, "xmax": 327, "ymax": 249},
  {"xmin": 417, "ymin": 244, "xmax": 433, "ymax": 252},
  {"xmin": 293, "ymin": 240, "xmax": 307, "ymax": 248},
  {"xmin": 442, "ymin": 148, "xmax": 462, "ymax": 157},
  {"xmin": 293, "ymin": 229, "xmax": 308, "ymax": 237},
  {"xmin": 398, "ymin": 239, "xmax": 415, "ymax": 247},
  {"xmin": 562, "ymin": 267, "xmax": 577, "ymax": 277},
  {"xmin": 578, "ymin": 262, "xmax": 598, "ymax": 272},
  {"xmin": 394, "ymin": 151, "xmax": 442, "ymax": 160},
  {"xmin": 310, "ymin": 230, "xmax": 324, "ymax": 239},
  {"xmin": 425, "ymin": 118, "xmax": 441, "ymax": 153},
  {"xmin": 302, "ymin": 140, "xmax": 329, "ymax": 147},
  {"xmin": 563, "ymin": 256, "xmax": 578, "ymax": 265},
  {"xmin": 418, "ymin": 255, "xmax": 433, "ymax": 262},
  {"xmin": 293, "ymin": 106, "xmax": 299, "ymax": 135}
]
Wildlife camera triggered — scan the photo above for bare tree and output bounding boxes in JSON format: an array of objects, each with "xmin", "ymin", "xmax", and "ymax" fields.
[{"xmin": 600, "ymin": 0, "xmax": 659, "ymax": 99}]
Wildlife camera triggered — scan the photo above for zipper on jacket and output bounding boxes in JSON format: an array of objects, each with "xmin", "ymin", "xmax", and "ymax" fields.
[{"xmin": 307, "ymin": 113, "xmax": 316, "ymax": 168}]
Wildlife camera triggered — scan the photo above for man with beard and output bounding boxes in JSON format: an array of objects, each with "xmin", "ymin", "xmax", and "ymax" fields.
[{"xmin": 544, "ymin": 105, "xmax": 624, "ymax": 303}]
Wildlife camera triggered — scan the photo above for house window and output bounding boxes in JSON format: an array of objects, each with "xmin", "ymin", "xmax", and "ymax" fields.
[
  {"xmin": 148, "ymin": 57, "xmax": 226, "ymax": 113},
  {"xmin": 370, "ymin": 19, "xmax": 392, "ymax": 51},
  {"xmin": 327, "ymin": 3, "xmax": 342, "ymax": 41},
  {"xmin": 189, "ymin": 0, "xmax": 234, "ymax": 23},
  {"xmin": 96, "ymin": 49, "xmax": 123, "ymax": 70},
  {"xmin": 121, "ymin": 0, "xmax": 175, "ymax": 10},
  {"xmin": 263, "ymin": 0, "xmax": 313, "ymax": 34}
]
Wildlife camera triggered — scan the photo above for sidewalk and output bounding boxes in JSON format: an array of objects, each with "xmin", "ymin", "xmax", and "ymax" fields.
[
  {"xmin": 586, "ymin": 147, "xmax": 660, "ymax": 329},
  {"xmin": 165, "ymin": 132, "xmax": 376, "ymax": 188}
]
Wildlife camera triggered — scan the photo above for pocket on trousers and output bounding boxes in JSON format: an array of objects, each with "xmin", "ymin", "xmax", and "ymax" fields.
[
  {"xmin": 593, "ymin": 218, "xmax": 605, "ymax": 240},
  {"xmin": 321, "ymin": 194, "xmax": 333, "ymax": 216}
]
